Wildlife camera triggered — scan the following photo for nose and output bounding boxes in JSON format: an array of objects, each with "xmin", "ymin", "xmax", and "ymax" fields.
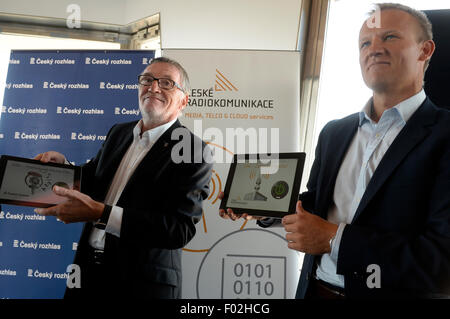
[
  {"xmin": 367, "ymin": 37, "xmax": 385, "ymax": 58},
  {"xmin": 148, "ymin": 79, "xmax": 161, "ymax": 92}
]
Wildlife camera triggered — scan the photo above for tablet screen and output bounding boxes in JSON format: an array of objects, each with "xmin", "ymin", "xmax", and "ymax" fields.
[
  {"xmin": 0, "ymin": 155, "xmax": 81, "ymax": 208},
  {"xmin": 220, "ymin": 153, "xmax": 305, "ymax": 218},
  {"xmin": 227, "ymin": 158, "xmax": 298, "ymax": 213}
]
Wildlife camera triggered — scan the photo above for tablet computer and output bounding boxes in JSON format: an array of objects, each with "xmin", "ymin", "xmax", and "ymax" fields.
[
  {"xmin": 0, "ymin": 155, "xmax": 81, "ymax": 208},
  {"xmin": 220, "ymin": 153, "xmax": 305, "ymax": 218}
]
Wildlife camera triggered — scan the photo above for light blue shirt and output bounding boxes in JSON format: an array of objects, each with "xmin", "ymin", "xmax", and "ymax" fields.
[{"xmin": 315, "ymin": 90, "xmax": 426, "ymax": 288}]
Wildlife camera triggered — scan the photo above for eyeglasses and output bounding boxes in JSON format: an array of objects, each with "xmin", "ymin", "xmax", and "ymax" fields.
[{"xmin": 138, "ymin": 74, "xmax": 185, "ymax": 92}]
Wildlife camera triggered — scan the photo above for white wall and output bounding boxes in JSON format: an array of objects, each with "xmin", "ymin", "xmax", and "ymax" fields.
[
  {"xmin": 0, "ymin": 0, "xmax": 302, "ymax": 50},
  {"xmin": 125, "ymin": 0, "xmax": 302, "ymax": 50}
]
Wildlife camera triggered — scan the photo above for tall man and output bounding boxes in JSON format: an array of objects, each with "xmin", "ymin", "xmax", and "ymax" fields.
[
  {"xmin": 221, "ymin": 3, "xmax": 450, "ymax": 298},
  {"xmin": 35, "ymin": 57, "xmax": 213, "ymax": 299}
]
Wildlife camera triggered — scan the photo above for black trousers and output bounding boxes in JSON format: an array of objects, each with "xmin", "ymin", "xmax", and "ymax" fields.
[{"xmin": 64, "ymin": 247, "xmax": 180, "ymax": 299}]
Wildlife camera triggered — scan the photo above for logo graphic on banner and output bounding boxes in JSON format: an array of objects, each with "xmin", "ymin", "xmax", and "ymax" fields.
[
  {"xmin": 196, "ymin": 229, "xmax": 300, "ymax": 299},
  {"xmin": 215, "ymin": 69, "xmax": 238, "ymax": 92},
  {"xmin": 0, "ymin": 50, "xmax": 155, "ymax": 299}
]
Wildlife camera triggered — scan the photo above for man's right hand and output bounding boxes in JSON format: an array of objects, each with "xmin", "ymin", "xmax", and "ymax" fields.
[
  {"xmin": 218, "ymin": 191, "xmax": 265, "ymax": 221},
  {"xmin": 34, "ymin": 151, "xmax": 66, "ymax": 164}
]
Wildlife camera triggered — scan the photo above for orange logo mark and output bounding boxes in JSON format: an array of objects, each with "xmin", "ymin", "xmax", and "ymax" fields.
[{"xmin": 215, "ymin": 69, "xmax": 238, "ymax": 92}]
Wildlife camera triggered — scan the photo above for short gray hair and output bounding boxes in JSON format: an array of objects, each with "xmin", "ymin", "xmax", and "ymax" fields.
[
  {"xmin": 368, "ymin": 3, "xmax": 433, "ymax": 71},
  {"xmin": 148, "ymin": 56, "xmax": 191, "ymax": 94}
]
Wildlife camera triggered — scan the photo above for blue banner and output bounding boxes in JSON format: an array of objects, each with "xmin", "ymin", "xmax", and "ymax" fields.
[{"xmin": 0, "ymin": 50, "xmax": 154, "ymax": 298}]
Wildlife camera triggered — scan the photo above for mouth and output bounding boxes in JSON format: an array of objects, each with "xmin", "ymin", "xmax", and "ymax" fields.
[
  {"xmin": 367, "ymin": 61, "xmax": 390, "ymax": 70},
  {"xmin": 143, "ymin": 94, "xmax": 165, "ymax": 103}
]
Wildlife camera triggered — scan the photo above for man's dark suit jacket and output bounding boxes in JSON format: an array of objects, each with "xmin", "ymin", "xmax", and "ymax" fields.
[
  {"xmin": 284, "ymin": 98, "xmax": 449, "ymax": 298},
  {"xmin": 65, "ymin": 119, "xmax": 212, "ymax": 298}
]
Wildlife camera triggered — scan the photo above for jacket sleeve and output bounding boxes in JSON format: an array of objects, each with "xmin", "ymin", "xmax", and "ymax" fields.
[
  {"xmin": 257, "ymin": 122, "xmax": 329, "ymax": 228},
  {"xmin": 298, "ymin": 128, "xmax": 324, "ymax": 213}
]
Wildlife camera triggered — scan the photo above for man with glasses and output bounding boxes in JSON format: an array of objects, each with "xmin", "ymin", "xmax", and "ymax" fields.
[{"xmin": 34, "ymin": 57, "xmax": 213, "ymax": 299}]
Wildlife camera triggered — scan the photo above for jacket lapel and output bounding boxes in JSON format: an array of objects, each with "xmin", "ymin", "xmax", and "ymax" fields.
[
  {"xmin": 120, "ymin": 120, "xmax": 183, "ymax": 191},
  {"xmin": 317, "ymin": 115, "xmax": 359, "ymax": 217},
  {"xmin": 100, "ymin": 124, "xmax": 135, "ymax": 186},
  {"xmin": 351, "ymin": 99, "xmax": 437, "ymax": 223},
  {"xmin": 142, "ymin": 120, "xmax": 183, "ymax": 163}
]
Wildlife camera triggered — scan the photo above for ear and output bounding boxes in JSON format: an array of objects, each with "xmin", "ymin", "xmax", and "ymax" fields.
[
  {"xmin": 419, "ymin": 39, "xmax": 435, "ymax": 63},
  {"xmin": 179, "ymin": 93, "xmax": 189, "ymax": 112}
]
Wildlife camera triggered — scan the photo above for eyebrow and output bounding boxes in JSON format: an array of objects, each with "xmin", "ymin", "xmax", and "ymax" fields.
[
  {"xmin": 140, "ymin": 72, "xmax": 174, "ymax": 79},
  {"xmin": 359, "ymin": 29, "xmax": 401, "ymax": 43}
]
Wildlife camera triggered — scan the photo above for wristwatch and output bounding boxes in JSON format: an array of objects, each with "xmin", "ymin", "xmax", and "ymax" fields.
[{"xmin": 95, "ymin": 204, "xmax": 112, "ymax": 230}]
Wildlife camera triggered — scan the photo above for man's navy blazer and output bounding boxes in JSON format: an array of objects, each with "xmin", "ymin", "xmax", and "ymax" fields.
[
  {"xmin": 66, "ymin": 120, "xmax": 212, "ymax": 298},
  {"xmin": 296, "ymin": 98, "xmax": 450, "ymax": 298}
]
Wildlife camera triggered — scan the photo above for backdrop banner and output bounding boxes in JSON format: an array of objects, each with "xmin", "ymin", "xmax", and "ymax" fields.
[
  {"xmin": 163, "ymin": 49, "xmax": 303, "ymax": 299},
  {"xmin": 0, "ymin": 50, "xmax": 154, "ymax": 298}
]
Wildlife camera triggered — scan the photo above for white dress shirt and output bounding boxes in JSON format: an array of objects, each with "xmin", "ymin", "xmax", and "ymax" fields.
[
  {"xmin": 88, "ymin": 118, "xmax": 177, "ymax": 250},
  {"xmin": 315, "ymin": 90, "xmax": 426, "ymax": 288}
]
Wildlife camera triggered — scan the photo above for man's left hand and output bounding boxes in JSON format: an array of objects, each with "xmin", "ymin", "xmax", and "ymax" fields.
[
  {"xmin": 282, "ymin": 201, "xmax": 338, "ymax": 255},
  {"xmin": 34, "ymin": 186, "xmax": 104, "ymax": 224}
]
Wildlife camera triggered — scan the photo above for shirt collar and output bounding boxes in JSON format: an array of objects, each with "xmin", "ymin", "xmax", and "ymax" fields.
[
  {"xmin": 359, "ymin": 89, "xmax": 426, "ymax": 127},
  {"xmin": 132, "ymin": 118, "xmax": 177, "ymax": 148}
]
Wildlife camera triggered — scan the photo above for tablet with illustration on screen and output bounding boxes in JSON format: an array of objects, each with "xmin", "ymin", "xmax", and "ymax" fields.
[
  {"xmin": 0, "ymin": 155, "xmax": 81, "ymax": 208},
  {"xmin": 220, "ymin": 153, "xmax": 305, "ymax": 218}
]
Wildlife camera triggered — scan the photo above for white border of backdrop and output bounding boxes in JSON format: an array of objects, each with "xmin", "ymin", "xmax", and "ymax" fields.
[{"xmin": 163, "ymin": 49, "xmax": 303, "ymax": 299}]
